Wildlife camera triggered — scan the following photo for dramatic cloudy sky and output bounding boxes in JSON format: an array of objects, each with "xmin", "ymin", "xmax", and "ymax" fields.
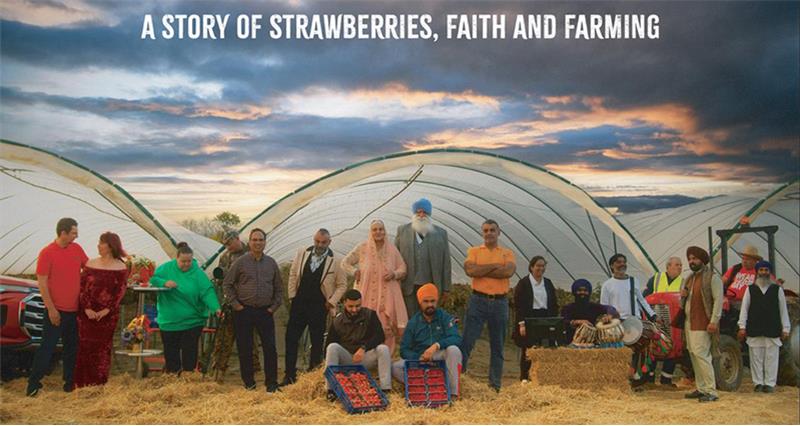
[{"xmin": 1, "ymin": 0, "xmax": 798, "ymax": 220}]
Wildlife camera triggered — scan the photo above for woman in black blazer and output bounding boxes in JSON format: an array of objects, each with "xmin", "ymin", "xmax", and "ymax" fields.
[{"xmin": 512, "ymin": 255, "xmax": 559, "ymax": 381}]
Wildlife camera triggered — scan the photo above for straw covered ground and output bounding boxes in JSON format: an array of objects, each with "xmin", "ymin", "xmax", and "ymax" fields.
[{"xmin": 1, "ymin": 366, "xmax": 798, "ymax": 424}]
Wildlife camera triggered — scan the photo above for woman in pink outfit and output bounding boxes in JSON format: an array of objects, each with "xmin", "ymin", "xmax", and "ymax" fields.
[{"xmin": 341, "ymin": 220, "xmax": 408, "ymax": 353}]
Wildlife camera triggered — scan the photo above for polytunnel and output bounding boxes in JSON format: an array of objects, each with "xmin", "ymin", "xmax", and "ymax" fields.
[
  {"xmin": 0, "ymin": 140, "xmax": 221, "ymax": 274},
  {"xmin": 621, "ymin": 180, "xmax": 799, "ymax": 292},
  {"xmin": 206, "ymin": 149, "xmax": 657, "ymax": 289}
]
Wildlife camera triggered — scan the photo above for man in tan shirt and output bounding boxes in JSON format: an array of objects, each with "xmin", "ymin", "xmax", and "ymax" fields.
[{"xmin": 282, "ymin": 228, "xmax": 347, "ymax": 386}]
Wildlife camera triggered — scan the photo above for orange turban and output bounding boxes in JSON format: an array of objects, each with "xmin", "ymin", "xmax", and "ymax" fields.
[{"xmin": 417, "ymin": 283, "xmax": 439, "ymax": 304}]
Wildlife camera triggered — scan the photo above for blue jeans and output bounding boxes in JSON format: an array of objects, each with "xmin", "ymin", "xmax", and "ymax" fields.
[
  {"xmin": 28, "ymin": 309, "xmax": 78, "ymax": 390},
  {"xmin": 459, "ymin": 293, "xmax": 508, "ymax": 389}
]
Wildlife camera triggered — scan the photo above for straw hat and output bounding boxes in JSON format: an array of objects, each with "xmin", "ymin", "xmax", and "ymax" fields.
[{"xmin": 740, "ymin": 245, "xmax": 762, "ymax": 260}]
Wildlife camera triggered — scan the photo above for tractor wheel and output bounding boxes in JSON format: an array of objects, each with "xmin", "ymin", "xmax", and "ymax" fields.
[
  {"xmin": 714, "ymin": 334, "xmax": 743, "ymax": 391},
  {"xmin": 777, "ymin": 296, "xmax": 800, "ymax": 386}
]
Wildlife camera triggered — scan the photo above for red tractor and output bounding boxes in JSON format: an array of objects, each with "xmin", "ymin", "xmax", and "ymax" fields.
[{"xmin": 645, "ymin": 225, "xmax": 800, "ymax": 391}]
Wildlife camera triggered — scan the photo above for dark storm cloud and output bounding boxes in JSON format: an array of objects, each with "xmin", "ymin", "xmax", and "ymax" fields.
[
  {"xmin": 1, "ymin": 1, "xmax": 798, "ymax": 185},
  {"xmin": 39, "ymin": 113, "xmax": 431, "ymax": 174}
]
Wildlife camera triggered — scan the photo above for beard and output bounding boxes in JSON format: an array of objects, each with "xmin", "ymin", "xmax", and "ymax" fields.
[
  {"xmin": 411, "ymin": 215, "xmax": 433, "ymax": 236},
  {"xmin": 575, "ymin": 294, "xmax": 590, "ymax": 305},
  {"xmin": 689, "ymin": 263, "xmax": 703, "ymax": 272},
  {"xmin": 755, "ymin": 275, "xmax": 771, "ymax": 287},
  {"xmin": 424, "ymin": 306, "xmax": 436, "ymax": 316}
]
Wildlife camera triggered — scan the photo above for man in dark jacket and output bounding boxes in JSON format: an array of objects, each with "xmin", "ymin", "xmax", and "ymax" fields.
[
  {"xmin": 324, "ymin": 289, "xmax": 391, "ymax": 400},
  {"xmin": 395, "ymin": 198, "xmax": 452, "ymax": 316},
  {"xmin": 392, "ymin": 283, "xmax": 462, "ymax": 398},
  {"xmin": 561, "ymin": 279, "xmax": 619, "ymax": 343}
]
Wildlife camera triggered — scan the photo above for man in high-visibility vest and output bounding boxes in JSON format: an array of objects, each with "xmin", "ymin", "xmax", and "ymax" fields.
[{"xmin": 643, "ymin": 256, "xmax": 683, "ymax": 387}]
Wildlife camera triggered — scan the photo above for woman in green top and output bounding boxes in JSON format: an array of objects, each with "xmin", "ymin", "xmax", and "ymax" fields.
[{"xmin": 150, "ymin": 242, "xmax": 221, "ymax": 373}]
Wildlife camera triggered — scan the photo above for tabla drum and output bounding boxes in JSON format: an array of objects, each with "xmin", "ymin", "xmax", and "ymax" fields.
[
  {"xmin": 595, "ymin": 318, "xmax": 623, "ymax": 343},
  {"xmin": 623, "ymin": 318, "xmax": 659, "ymax": 352},
  {"xmin": 572, "ymin": 322, "xmax": 597, "ymax": 347}
]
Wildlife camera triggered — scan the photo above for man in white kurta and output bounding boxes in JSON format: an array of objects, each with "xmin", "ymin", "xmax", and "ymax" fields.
[
  {"xmin": 737, "ymin": 260, "xmax": 791, "ymax": 393},
  {"xmin": 600, "ymin": 253, "xmax": 657, "ymax": 389},
  {"xmin": 600, "ymin": 254, "xmax": 657, "ymax": 321}
]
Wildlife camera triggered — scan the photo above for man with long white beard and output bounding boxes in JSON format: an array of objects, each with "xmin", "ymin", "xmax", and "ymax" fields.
[
  {"xmin": 737, "ymin": 260, "xmax": 791, "ymax": 393},
  {"xmin": 395, "ymin": 198, "xmax": 452, "ymax": 317}
]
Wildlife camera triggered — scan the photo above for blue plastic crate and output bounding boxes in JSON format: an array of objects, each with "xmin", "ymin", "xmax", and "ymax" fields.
[
  {"xmin": 324, "ymin": 365, "xmax": 389, "ymax": 414},
  {"xmin": 403, "ymin": 360, "xmax": 452, "ymax": 408}
]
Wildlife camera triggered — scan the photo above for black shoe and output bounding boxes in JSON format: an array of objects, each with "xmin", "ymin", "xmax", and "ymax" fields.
[
  {"xmin": 63, "ymin": 382, "xmax": 74, "ymax": 393},
  {"xmin": 266, "ymin": 383, "xmax": 281, "ymax": 393},
  {"xmin": 698, "ymin": 394, "xmax": 719, "ymax": 403},
  {"xmin": 684, "ymin": 390, "xmax": 703, "ymax": 399},
  {"xmin": 754, "ymin": 384, "xmax": 764, "ymax": 392},
  {"xmin": 326, "ymin": 390, "xmax": 338, "ymax": 402},
  {"xmin": 762, "ymin": 386, "xmax": 775, "ymax": 394},
  {"xmin": 244, "ymin": 383, "xmax": 257, "ymax": 391},
  {"xmin": 280, "ymin": 376, "xmax": 297, "ymax": 387},
  {"xmin": 489, "ymin": 384, "xmax": 500, "ymax": 393},
  {"xmin": 26, "ymin": 382, "xmax": 42, "ymax": 397},
  {"xmin": 632, "ymin": 385, "xmax": 645, "ymax": 393}
]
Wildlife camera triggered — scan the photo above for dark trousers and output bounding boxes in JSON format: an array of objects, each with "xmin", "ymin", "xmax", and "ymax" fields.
[
  {"xmin": 233, "ymin": 306, "xmax": 278, "ymax": 387},
  {"xmin": 160, "ymin": 326, "xmax": 203, "ymax": 373},
  {"xmin": 520, "ymin": 349, "xmax": 531, "ymax": 381},
  {"xmin": 646, "ymin": 359, "xmax": 677, "ymax": 382},
  {"xmin": 518, "ymin": 309, "xmax": 550, "ymax": 381},
  {"xmin": 28, "ymin": 309, "xmax": 78, "ymax": 389},
  {"xmin": 284, "ymin": 300, "xmax": 326, "ymax": 378}
]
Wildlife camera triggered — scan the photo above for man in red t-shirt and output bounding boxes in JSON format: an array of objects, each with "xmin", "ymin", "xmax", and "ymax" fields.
[
  {"xmin": 723, "ymin": 245, "xmax": 782, "ymax": 301},
  {"xmin": 26, "ymin": 218, "xmax": 88, "ymax": 397}
]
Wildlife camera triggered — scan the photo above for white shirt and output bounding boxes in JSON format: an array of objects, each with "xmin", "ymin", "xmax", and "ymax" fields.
[
  {"xmin": 529, "ymin": 274, "xmax": 548, "ymax": 310},
  {"xmin": 309, "ymin": 249, "xmax": 329, "ymax": 273},
  {"xmin": 600, "ymin": 276, "xmax": 655, "ymax": 320},
  {"xmin": 737, "ymin": 283, "xmax": 791, "ymax": 348}
]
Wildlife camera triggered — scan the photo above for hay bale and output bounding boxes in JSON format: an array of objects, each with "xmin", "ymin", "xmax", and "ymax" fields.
[{"xmin": 527, "ymin": 347, "xmax": 630, "ymax": 392}]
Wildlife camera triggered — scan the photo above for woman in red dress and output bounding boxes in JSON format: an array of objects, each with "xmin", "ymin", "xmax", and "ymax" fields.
[{"xmin": 74, "ymin": 232, "xmax": 129, "ymax": 388}]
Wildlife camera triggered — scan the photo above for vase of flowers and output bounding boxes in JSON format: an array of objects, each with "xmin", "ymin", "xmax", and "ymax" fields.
[
  {"xmin": 126, "ymin": 255, "xmax": 156, "ymax": 287},
  {"xmin": 121, "ymin": 315, "xmax": 150, "ymax": 352}
]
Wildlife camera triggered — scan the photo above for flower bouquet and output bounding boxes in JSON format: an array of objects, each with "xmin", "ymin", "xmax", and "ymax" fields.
[
  {"xmin": 121, "ymin": 315, "xmax": 150, "ymax": 352},
  {"xmin": 126, "ymin": 255, "xmax": 156, "ymax": 287}
]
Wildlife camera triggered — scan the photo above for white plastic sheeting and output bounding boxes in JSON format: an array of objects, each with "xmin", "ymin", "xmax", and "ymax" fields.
[
  {"xmin": 621, "ymin": 181, "xmax": 799, "ymax": 292},
  {"xmin": 0, "ymin": 140, "xmax": 221, "ymax": 274},
  {"xmin": 148, "ymin": 210, "xmax": 223, "ymax": 267},
  {"xmin": 207, "ymin": 149, "xmax": 657, "ymax": 290}
]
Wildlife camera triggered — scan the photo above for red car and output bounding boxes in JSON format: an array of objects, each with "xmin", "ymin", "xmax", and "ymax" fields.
[{"xmin": 1, "ymin": 275, "xmax": 52, "ymax": 381}]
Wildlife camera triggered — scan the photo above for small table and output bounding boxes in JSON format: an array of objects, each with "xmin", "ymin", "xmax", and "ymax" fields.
[
  {"xmin": 120, "ymin": 285, "xmax": 170, "ymax": 378},
  {"xmin": 115, "ymin": 349, "xmax": 163, "ymax": 378}
]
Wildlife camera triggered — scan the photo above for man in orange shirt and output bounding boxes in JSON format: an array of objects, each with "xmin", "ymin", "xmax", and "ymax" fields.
[{"xmin": 459, "ymin": 219, "xmax": 516, "ymax": 392}]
